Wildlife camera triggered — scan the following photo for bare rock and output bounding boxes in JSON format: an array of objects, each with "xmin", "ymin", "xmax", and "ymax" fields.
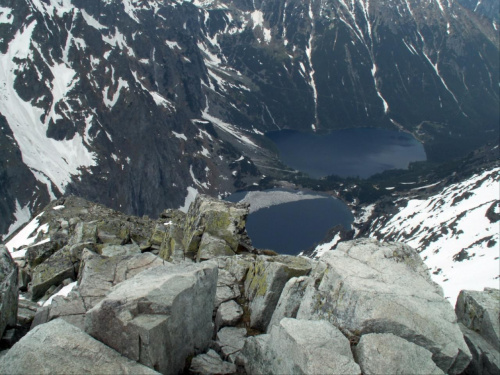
[
  {"xmin": 85, "ymin": 262, "xmax": 218, "ymax": 374},
  {"xmin": 242, "ymin": 318, "xmax": 360, "ymax": 375},
  {"xmin": 0, "ymin": 319, "xmax": 160, "ymax": 374},
  {"xmin": 189, "ymin": 349, "xmax": 237, "ymax": 375},
  {"xmin": 355, "ymin": 333, "xmax": 445, "ymax": 375},
  {"xmin": 0, "ymin": 246, "xmax": 18, "ymax": 337},
  {"xmin": 244, "ymin": 255, "xmax": 312, "ymax": 331},
  {"xmin": 296, "ymin": 239, "xmax": 471, "ymax": 374},
  {"xmin": 216, "ymin": 300, "xmax": 243, "ymax": 329}
]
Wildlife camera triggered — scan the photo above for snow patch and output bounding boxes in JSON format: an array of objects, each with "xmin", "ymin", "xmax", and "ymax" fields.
[
  {"xmin": 313, "ymin": 233, "xmax": 341, "ymax": 258},
  {"xmin": 371, "ymin": 167, "xmax": 500, "ymax": 305},
  {"xmin": 6, "ymin": 212, "xmax": 45, "ymax": 252},
  {"xmin": 103, "ymin": 78, "xmax": 128, "ymax": 108},
  {"xmin": 4, "ymin": 201, "xmax": 31, "ymax": 240},
  {"xmin": 42, "ymin": 281, "xmax": 77, "ymax": 307},
  {"xmin": 0, "ymin": 7, "xmax": 13, "ymax": 24},
  {"xmin": 0, "ymin": 22, "xmax": 97, "ymax": 194},
  {"xmin": 172, "ymin": 131, "xmax": 188, "ymax": 141},
  {"xmin": 179, "ymin": 186, "xmax": 199, "ymax": 213}
]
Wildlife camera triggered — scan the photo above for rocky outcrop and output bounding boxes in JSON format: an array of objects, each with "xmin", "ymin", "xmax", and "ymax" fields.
[
  {"xmin": 183, "ymin": 195, "xmax": 251, "ymax": 259},
  {"xmin": 241, "ymin": 318, "xmax": 360, "ymax": 374},
  {"xmin": 85, "ymin": 262, "xmax": 218, "ymax": 374},
  {"xmin": 0, "ymin": 246, "xmax": 17, "ymax": 338},
  {"xmin": 1, "ymin": 196, "xmax": 486, "ymax": 374},
  {"xmin": 0, "ymin": 319, "xmax": 160, "ymax": 374},
  {"xmin": 456, "ymin": 288, "xmax": 500, "ymax": 375},
  {"xmin": 295, "ymin": 239, "xmax": 472, "ymax": 374},
  {"xmin": 244, "ymin": 255, "xmax": 312, "ymax": 331}
]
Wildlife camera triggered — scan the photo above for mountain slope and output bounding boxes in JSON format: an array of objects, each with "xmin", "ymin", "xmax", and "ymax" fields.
[
  {"xmin": 343, "ymin": 151, "xmax": 500, "ymax": 305},
  {"xmin": 0, "ymin": 0, "xmax": 498, "ymax": 238}
]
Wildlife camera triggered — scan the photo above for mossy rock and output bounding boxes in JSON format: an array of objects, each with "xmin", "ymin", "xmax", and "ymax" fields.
[{"xmin": 30, "ymin": 247, "xmax": 76, "ymax": 300}]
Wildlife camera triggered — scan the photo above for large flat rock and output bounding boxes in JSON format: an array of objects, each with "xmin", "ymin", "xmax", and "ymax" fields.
[
  {"xmin": 355, "ymin": 333, "xmax": 444, "ymax": 375},
  {"xmin": 242, "ymin": 318, "xmax": 360, "ymax": 374},
  {"xmin": 0, "ymin": 319, "xmax": 160, "ymax": 375},
  {"xmin": 296, "ymin": 239, "xmax": 471, "ymax": 374},
  {"xmin": 85, "ymin": 261, "xmax": 218, "ymax": 374}
]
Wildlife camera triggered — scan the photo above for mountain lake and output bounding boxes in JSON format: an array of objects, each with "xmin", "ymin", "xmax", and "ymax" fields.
[
  {"xmin": 227, "ymin": 128, "xmax": 426, "ymax": 255},
  {"xmin": 267, "ymin": 128, "xmax": 427, "ymax": 178}
]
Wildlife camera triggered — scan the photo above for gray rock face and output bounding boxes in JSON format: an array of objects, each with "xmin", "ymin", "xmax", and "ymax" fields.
[
  {"xmin": 78, "ymin": 250, "xmax": 164, "ymax": 308},
  {"xmin": 85, "ymin": 262, "xmax": 218, "ymax": 374},
  {"xmin": 30, "ymin": 246, "xmax": 78, "ymax": 300},
  {"xmin": 242, "ymin": 318, "xmax": 360, "ymax": 375},
  {"xmin": 184, "ymin": 195, "xmax": 250, "ymax": 257},
  {"xmin": 355, "ymin": 333, "xmax": 444, "ymax": 375},
  {"xmin": 216, "ymin": 327, "xmax": 247, "ymax": 361},
  {"xmin": 244, "ymin": 255, "xmax": 312, "ymax": 331},
  {"xmin": 296, "ymin": 239, "xmax": 471, "ymax": 374},
  {"xmin": 456, "ymin": 288, "xmax": 500, "ymax": 375},
  {"xmin": 456, "ymin": 288, "xmax": 500, "ymax": 348},
  {"xmin": 189, "ymin": 349, "xmax": 237, "ymax": 375},
  {"xmin": 25, "ymin": 240, "xmax": 59, "ymax": 268},
  {"xmin": 197, "ymin": 233, "xmax": 235, "ymax": 261},
  {"xmin": 267, "ymin": 276, "xmax": 309, "ymax": 332},
  {"xmin": 215, "ymin": 269, "xmax": 240, "ymax": 308},
  {"xmin": 216, "ymin": 300, "xmax": 244, "ymax": 329},
  {"xmin": 0, "ymin": 319, "xmax": 160, "ymax": 375},
  {"xmin": 459, "ymin": 323, "xmax": 500, "ymax": 375},
  {"xmin": 100, "ymin": 243, "xmax": 141, "ymax": 257},
  {"xmin": 69, "ymin": 221, "xmax": 98, "ymax": 246},
  {"xmin": 0, "ymin": 246, "xmax": 18, "ymax": 338}
]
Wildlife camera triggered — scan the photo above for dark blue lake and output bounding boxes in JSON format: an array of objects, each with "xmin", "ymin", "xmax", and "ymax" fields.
[
  {"xmin": 267, "ymin": 128, "xmax": 426, "ymax": 178},
  {"xmin": 226, "ymin": 189, "xmax": 353, "ymax": 255}
]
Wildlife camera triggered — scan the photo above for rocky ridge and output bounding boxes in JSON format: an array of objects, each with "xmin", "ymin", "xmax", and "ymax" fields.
[{"xmin": 0, "ymin": 195, "xmax": 498, "ymax": 374}]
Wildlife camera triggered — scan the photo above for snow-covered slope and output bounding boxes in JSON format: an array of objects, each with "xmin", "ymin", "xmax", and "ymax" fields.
[{"xmin": 363, "ymin": 166, "xmax": 499, "ymax": 304}]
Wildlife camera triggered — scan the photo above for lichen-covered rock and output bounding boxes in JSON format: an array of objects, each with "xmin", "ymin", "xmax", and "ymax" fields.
[
  {"xmin": 189, "ymin": 349, "xmax": 237, "ymax": 375},
  {"xmin": 197, "ymin": 233, "xmax": 235, "ymax": 261},
  {"xmin": 69, "ymin": 221, "xmax": 97, "ymax": 245},
  {"xmin": 242, "ymin": 318, "xmax": 360, "ymax": 375},
  {"xmin": 296, "ymin": 239, "xmax": 471, "ymax": 374},
  {"xmin": 25, "ymin": 240, "xmax": 59, "ymax": 268},
  {"xmin": 244, "ymin": 255, "xmax": 312, "ymax": 331},
  {"xmin": 184, "ymin": 195, "xmax": 250, "ymax": 256},
  {"xmin": 30, "ymin": 247, "xmax": 76, "ymax": 300},
  {"xmin": 0, "ymin": 319, "xmax": 160, "ymax": 375},
  {"xmin": 96, "ymin": 219, "xmax": 130, "ymax": 245},
  {"xmin": 0, "ymin": 246, "xmax": 18, "ymax": 338},
  {"xmin": 355, "ymin": 333, "xmax": 444, "ymax": 375},
  {"xmin": 456, "ymin": 288, "xmax": 500, "ymax": 375},
  {"xmin": 159, "ymin": 223, "xmax": 185, "ymax": 261},
  {"xmin": 85, "ymin": 262, "xmax": 218, "ymax": 374}
]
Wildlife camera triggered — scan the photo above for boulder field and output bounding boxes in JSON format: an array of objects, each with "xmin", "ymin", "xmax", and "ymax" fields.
[{"xmin": 0, "ymin": 195, "xmax": 498, "ymax": 374}]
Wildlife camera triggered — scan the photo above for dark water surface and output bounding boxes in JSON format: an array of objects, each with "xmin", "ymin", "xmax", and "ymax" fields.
[
  {"xmin": 227, "ymin": 190, "xmax": 353, "ymax": 256},
  {"xmin": 267, "ymin": 128, "xmax": 427, "ymax": 178}
]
